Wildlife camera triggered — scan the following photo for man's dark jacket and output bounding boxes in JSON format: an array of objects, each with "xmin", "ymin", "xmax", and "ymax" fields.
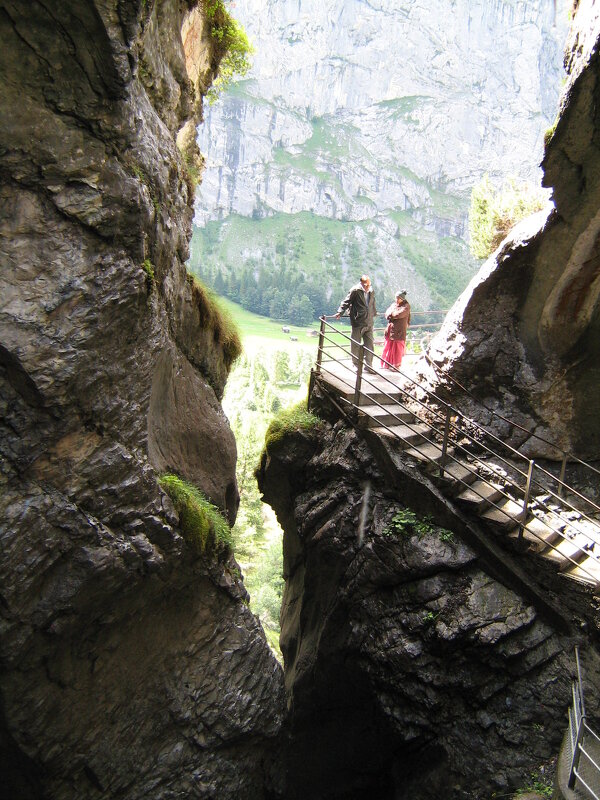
[{"xmin": 337, "ymin": 283, "xmax": 377, "ymax": 327}]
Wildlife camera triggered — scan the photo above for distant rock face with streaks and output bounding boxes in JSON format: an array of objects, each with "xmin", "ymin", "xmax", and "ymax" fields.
[{"xmin": 191, "ymin": 0, "xmax": 568, "ymax": 310}]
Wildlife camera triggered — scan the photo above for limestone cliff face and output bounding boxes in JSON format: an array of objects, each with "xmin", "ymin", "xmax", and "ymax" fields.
[
  {"xmin": 192, "ymin": 0, "xmax": 566, "ymax": 310},
  {"xmin": 0, "ymin": 2, "xmax": 284, "ymax": 798},
  {"xmin": 257, "ymin": 409, "xmax": 600, "ymax": 800},
  {"xmin": 425, "ymin": 0, "xmax": 600, "ymax": 461}
]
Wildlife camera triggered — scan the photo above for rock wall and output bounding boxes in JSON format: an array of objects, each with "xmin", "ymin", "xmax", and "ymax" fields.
[
  {"xmin": 257, "ymin": 409, "xmax": 600, "ymax": 800},
  {"xmin": 425, "ymin": 0, "xmax": 600, "ymax": 461},
  {"xmin": 0, "ymin": 1, "xmax": 284, "ymax": 797},
  {"xmin": 198, "ymin": 0, "xmax": 565, "ymax": 223}
]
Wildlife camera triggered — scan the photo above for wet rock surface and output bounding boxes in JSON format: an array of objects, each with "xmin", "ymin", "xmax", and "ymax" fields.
[
  {"xmin": 0, "ymin": 1, "xmax": 284, "ymax": 797},
  {"xmin": 257, "ymin": 418, "xmax": 600, "ymax": 800}
]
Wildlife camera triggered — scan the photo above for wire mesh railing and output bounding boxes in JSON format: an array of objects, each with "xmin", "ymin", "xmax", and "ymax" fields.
[
  {"xmin": 312, "ymin": 316, "xmax": 600, "ymax": 587},
  {"xmin": 567, "ymin": 647, "xmax": 600, "ymax": 799}
]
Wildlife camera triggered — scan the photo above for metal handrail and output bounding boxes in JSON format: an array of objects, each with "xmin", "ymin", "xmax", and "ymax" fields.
[
  {"xmin": 567, "ymin": 647, "xmax": 600, "ymax": 799},
  {"xmin": 424, "ymin": 352, "xmax": 600, "ymax": 484},
  {"xmin": 318, "ymin": 367, "xmax": 600, "ymax": 582},
  {"xmin": 313, "ymin": 316, "xmax": 600, "ymax": 585},
  {"xmin": 316, "ymin": 360, "xmax": 600, "ymax": 582},
  {"xmin": 331, "ymin": 310, "xmax": 447, "ymax": 350},
  {"xmin": 317, "ymin": 316, "xmax": 600, "ymax": 521}
]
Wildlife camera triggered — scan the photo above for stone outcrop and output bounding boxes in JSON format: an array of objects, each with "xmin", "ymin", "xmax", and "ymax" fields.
[
  {"xmin": 257, "ymin": 407, "xmax": 600, "ymax": 800},
  {"xmin": 0, "ymin": 1, "xmax": 284, "ymax": 797},
  {"xmin": 424, "ymin": 0, "xmax": 600, "ymax": 462}
]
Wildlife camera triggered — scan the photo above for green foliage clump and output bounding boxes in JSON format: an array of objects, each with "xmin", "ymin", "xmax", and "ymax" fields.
[
  {"xmin": 204, "ymin": 0, "xmax": 254, "ymax": 104},
  {"xmin": 263, "ymin": 402, "xmax": 321, "ymax": 449},
  {"xmin": 159, "ymin": 474, "xmax": 233, "ymax": 555},
  {"xmin": 544, "ymin": 118, "xmax": 558, "ymax": 148},
  {"xmin": 141, "ymin": 258, "xmax": 155, "ymax": 291},
  {"xmin": 514, "ymin": 772, "xmax": 553, "ymax": 797},
  {"xmin": 188, "ymin": 274, "xmax": 242, "ymax": 369},
  {"xmin": 468, "ymin": 174, "xmax": 548, "ymax": 260},
  {"xmin": 384, "ymin": 508, "xmax": 454, "ymax": 541}
]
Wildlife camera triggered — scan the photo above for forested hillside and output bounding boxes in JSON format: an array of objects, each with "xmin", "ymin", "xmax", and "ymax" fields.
[{"xmin": 188, "ymin": 207, "xmax": 473, "ymax": 322}]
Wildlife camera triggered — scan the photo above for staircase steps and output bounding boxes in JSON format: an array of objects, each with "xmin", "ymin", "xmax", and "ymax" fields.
[
  {"xmin": 480, "ymin": 497, "xmax": 525, "ymax": 531},
  {"xmin": 369, "ymin": 422, "xmax": 431, "ymax": 448},
  {"xmin": 455, "ymin": 480, "xmax": 505, "ymax": 513},
  {"xmin": 358, "ymin": 403, "xmax": 414, "ymax": 428},
  {"xmin": 563, "ymin": 556, "xmax": 600, "ymax": 585},
  {"xmin": 316, "ymin": 363, "xmax": 600, "ymax": 591},
  {"xmin": 357, "ymin": 390, "xmax": 404, "ymax": 406},
  {"xmin": 432, "ymin": 460, "xmax": 480, "ymax": 496},
  {"xmin": 404, "ymin": 442, "xmax": 455, "ymax": 466},
  {"xmin": 537, "ymin": 532, "xmax": 586, "ymax": 566}
]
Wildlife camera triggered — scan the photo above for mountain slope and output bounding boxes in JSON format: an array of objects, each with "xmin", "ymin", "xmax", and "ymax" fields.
[{"xmin": 190, "ymin": 0, "xmax": 567, "ymax": 316}]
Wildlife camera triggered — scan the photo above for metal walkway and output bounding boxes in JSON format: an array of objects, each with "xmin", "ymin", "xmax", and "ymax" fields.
[{"xmin": 309, "ymin": 317, "xmax": 600, "ymax": 591}]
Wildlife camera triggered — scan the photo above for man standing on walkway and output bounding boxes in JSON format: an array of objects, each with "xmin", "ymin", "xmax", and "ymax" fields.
[{"xmin": 335, "ymin": 274, "xmax": 377, "ymax": 372}]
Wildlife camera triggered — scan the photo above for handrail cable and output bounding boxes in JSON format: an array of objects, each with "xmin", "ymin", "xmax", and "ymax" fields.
[
  {"xmin": 346, "ymin": 374, "xmax": 600, "ymax": 567},
  {"xmin": 531, "ymin": 461, "xmax": 600, "ymax": 516},
  {"xmin": 320, "ymin": 317, "xmax": 600, "ymax": 521},
  {"xmin": 314, "ymin": 318, "xmax": 600, "ymax": 584},
  {"xmin": 321, "ymin": 319, "xmax": 547, "ymax": 467},
  {"xmin": 567, "ymin": 647, "xmax": 600, "ymax": 799},
  {"xmin": 318, "ymin": 368, "xmax": 600, "ymax": 583},
  {"xmin": 318, "ymin": 346, "xmax": 600, "ymax": 567},
  {"xmin": 425, "ymin": 352, "xmax": 600, "ymax": 480},
  {"xmin": 319, "ymin": 321, "xmax": 564, "ymax": 484},
  {"xmin": 318, "ymin": 317, "xmax": 597, "ymax": 517}
]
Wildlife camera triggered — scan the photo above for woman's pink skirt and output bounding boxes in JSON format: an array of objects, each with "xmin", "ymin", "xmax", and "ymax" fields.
[{"xmin": 380, "ymin": 339, "xmax": 405, "ymax": 369}]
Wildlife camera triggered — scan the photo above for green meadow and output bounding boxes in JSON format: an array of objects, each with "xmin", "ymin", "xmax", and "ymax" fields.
[{"xmin": 217, "ymin": 296, "xmax": 321, "ymax": 352}]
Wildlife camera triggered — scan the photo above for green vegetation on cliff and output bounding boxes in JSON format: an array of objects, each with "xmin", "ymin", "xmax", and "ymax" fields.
[
  {"xmin": 468, "ymin": 174, "xmax": 548, "ymax": 259},
  {"xmin": 204, "ymin": 0, "xmax": 254, "ymax": 104},
  {"xmin": 159, "ymin": 474, "xmax": 233, "ymax": 554},
  {"xmin": 263, "ymin": 402, "xmax": 321, "ymax": 450},
  {"xmin": 187, "ymin": 274, "xmax": 243, "ymax": 368}
]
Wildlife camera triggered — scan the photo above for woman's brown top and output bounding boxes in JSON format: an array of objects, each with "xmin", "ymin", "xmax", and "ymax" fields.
[{"xmin": 385, "ymin": 301, "xmax": 411, "ymax": 341}]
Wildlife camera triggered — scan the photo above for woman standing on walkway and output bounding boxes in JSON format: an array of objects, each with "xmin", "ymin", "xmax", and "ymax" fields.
[{"xmin": 381, "ymin": 291, "xmax": 411, "ymax": 369}]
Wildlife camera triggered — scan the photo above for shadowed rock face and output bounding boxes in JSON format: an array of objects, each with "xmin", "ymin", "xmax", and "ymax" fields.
[
  {"xmin": 257, "ymin": 413, "xmax": 600, "ymax": 800},
  {"xmin": 424, "ymin": 2, "xmax": 600, "ymax": 462},
  {"xmin": 0, "ymin": 1, "xmax": 284, "ymax": 797}
]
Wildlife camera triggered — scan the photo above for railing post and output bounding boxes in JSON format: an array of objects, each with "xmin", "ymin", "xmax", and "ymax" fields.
[
  {"xmin": 316, "ymin": 315, "xmax": 326, "ymax": 375},
  {"xmin": 517, "ymin": 459, "xmax": 535, "ymax": 543},
  {"xmin": 353, "ymin": 344, "xmax": 364, "ymax": 411},
  {"xmin": 307, "ymin": 368, "xmax": 315, "ymax": 412},
  {"xmin": 568, "ymin": 647, "xmax": 586, "ymax": 789},
  {"xmin": 557, "ymin": 453, "xmax": 567, "ymax": 498},
  {"xmin": 575, "ymin": 646, "xmax": 586, "ymax": 718},
  {"xmin": 439, "ymin": 406, "xmax": 451, "ymax": 477}
]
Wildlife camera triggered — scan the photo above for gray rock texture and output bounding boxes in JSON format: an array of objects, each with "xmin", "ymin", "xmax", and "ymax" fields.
[
  {"xmin": 192, "ymin": 0, "xmax": 567, "ymax": 309},
  {"xmin": 0, "ymin": 1, "xmax": 284, "ymax": 797},
  {"xmin": 257, "ymin": 412, "xmax": 600, "ymax": 800},
  {"xmin": 424, "ymin": 0, "xmax": 600, "ymax": 461}
]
